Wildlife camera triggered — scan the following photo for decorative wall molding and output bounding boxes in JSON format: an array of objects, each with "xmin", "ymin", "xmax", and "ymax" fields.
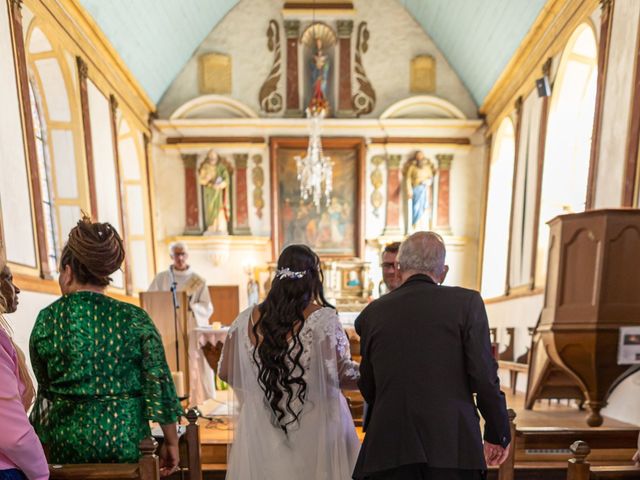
[
  {"xmin": 380, "ymin": 95, "xmax": 466, "ymax": 120},
  {"xmin": 170, "ymin": 95, "xmax": 259, "ymax": 120},
  {"xmin": 370, "ymin": 155, "xmax": 384, "ymax": 216},
  {"xmin": 259, "ymin": 20, "xmax": 283, "ymax": 114},
  {"xmin": 352, "ymin": 22, "xmax": 375, "ymax": 116},
  {"xmin": 251, "ymin": 154, "xmax": 265, "ymax": 219}
]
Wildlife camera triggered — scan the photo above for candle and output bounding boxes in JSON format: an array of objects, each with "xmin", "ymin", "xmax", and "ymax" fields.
[
  {"xmin": 172, "ymin": 371, "xmax": 185, "ymax": 398},
  {"xmin": 212, "ymin": 321, "xmax": 222, "ymax": 330}
]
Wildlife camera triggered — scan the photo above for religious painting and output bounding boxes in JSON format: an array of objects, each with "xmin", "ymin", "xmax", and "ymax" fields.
[{"xmin": 270, "ymin": 137, "xmax": 365, "ymax": 258}]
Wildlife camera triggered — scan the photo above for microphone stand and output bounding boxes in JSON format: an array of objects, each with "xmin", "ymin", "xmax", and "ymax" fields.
[{"xmin": 169, "ymin": 267, "xmax": 180, "ymax": 373}]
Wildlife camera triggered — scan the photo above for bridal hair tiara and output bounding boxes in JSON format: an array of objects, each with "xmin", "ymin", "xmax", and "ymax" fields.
[{"xmin": 275, "ymin": 267, "xmax": 307, "ymax": 280}]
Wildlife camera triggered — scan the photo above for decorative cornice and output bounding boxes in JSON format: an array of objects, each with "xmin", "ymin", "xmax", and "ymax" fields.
[
  {"xmin": 181, "ymin": 153, "xmax": 198, "ymax": 168},
  {"xmin": 233, "ymin": 153, "xmax": 249, "ymax": 169},
  {"xmin": 284, "ymin": 20, "xmax": 300, "ymax": 38},
  {"xmin": 436, "ymin": 154, "xmax": 453, "ymax": 170},
  {"xmin": 337, "ymin": 20, "xmax": 354, "ymax": 38},
  {"xmin": 109, "ymin": 94, "xmax": 119, "ymax": 116},
  {"xmin": 76, "ymin": 56, "xmax": 88, "ymax": 80},
  {"xmin": 387, "ymin": 154, "xmax": 401, "ymax": 169},
  {"xmin": 542, "ymin": 57, "xmax": 552, "ymax": 77}
]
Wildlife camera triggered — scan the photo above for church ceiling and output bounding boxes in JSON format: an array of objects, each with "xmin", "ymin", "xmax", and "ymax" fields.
[
  {"xmin": 78, "ymin": 0, "xmax": 546, "ymax": 106},
  {"xmin": 400, "ymin": 0, "xmax": 547, "ymax": 105}
]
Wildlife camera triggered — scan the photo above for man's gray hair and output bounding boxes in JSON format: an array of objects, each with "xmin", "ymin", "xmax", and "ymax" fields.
[
  {"xmin": 397, "ymin": 231, "xmax": 446, "ymax": 276},
  {"xmin": 169, "ymin": 241, "xmax": 187, "ymax": 256}
]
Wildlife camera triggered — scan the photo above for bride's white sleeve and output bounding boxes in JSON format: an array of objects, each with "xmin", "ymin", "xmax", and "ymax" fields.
[{"xmin": 327, "ymin": 311, "xmax": 360, "ymax": 390}]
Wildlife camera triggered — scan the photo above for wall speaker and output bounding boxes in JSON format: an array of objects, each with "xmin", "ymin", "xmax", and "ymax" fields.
[{"xmin": 536, "ymin": 75, "xmax": 551, "ymax": 97}]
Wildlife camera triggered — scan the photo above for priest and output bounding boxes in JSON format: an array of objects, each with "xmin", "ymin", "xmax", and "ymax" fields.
[{"xmin": 148, "ymin": 242, "xmax": 215, "ymax": 406}]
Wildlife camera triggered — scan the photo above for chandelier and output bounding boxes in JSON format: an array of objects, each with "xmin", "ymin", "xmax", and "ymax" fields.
[{"xmin": 295, "ymin": 108, "xmax": 333, "ymax": 209}]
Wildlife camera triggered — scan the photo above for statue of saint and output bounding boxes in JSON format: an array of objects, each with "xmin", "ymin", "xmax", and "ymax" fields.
[
  {"xmin": 310, "ymin": 38, "xmax": 330, "ymax": 113},
  {"xmin": 404, "ymin": 151, "xmax": 437, "ymax": 231},
  {"xmin": 198, "ymin": 150, "xmax": 232, "ymax": 234}
]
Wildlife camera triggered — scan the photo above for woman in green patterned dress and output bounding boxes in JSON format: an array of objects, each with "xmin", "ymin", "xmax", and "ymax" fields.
[{"xmin": 30, "ymin": 217, "xmax": 182, "ymax": 476}]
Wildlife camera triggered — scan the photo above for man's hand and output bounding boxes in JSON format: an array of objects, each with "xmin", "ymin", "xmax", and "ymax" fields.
[
  {"xmin": 632, "ymin": 449, "xmax": 639, "ymax": 467},
  {"xmin": 484, "ymin": 441, "xmax": 510, "ymax": 466}
]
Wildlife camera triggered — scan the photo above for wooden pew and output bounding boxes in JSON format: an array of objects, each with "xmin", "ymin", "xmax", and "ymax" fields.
[
  {"xmin": 566, "ymin": 440, "xmax": 640, "ymax": 480},
  {"xmin": 499, "ymin": 360, "xmax": 528, "ymax": 396},
  {"xmin": 498, "ymin": 412, "xmax": 639, "ymax": 480},
  {"xmin": 49, "ymin": 437, "xmax": 160, "ymax": 480},
  {"xmin": 175, "ymin": 409, "xmax": 203, "ymax": 480}
]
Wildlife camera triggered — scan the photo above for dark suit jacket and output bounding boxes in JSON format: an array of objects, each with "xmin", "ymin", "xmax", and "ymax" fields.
[{"xmin": 353, "ymin": 274, "xmax": 510, "ymax": 477}]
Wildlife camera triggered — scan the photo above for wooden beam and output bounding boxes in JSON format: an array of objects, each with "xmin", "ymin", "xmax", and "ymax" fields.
[
  {"xmin": 587, "ymin": 0, "xmax": 615, "ymax": 210},
  {"xmin": 166, "ymin": 136, "xmax": 266, "ymax": 145},
  {"xmin": 369, "ymin": 137, "xmax": 470, "ymax": 145},
  {"xmin": 9, "ymin": 0, "xmax": 51, "ymax": 278},
  {"xmin": 622, "ymin": 0, "xmax": 640, "ymax": 207},
  {"xmin": 76, "ymin": 56, "xmax": 98, "ymax": 218}
]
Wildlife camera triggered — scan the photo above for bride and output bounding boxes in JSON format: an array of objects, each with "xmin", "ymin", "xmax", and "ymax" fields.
[{"xmin": 218, "ymin": 244, "xmax": 360, "ymax": 479}]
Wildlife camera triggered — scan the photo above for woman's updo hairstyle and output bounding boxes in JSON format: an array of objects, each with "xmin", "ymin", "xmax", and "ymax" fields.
[{"xmin": 59, "ymin": 216, "xmax": 125, "ymax": 286}]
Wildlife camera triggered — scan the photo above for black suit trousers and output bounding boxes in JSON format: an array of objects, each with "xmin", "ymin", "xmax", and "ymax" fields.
[{"xmin": 362, "ymin": 464, "xmax": 485, "ymax": 480}]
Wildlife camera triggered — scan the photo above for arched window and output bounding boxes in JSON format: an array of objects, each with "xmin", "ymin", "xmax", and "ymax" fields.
[
  {"xmin": 534, "ymin": 23, "xmax": 598, "ymax": 286},
  {"xmin": 481, "ymin": 117, "xmax": 516, "ymax": 298},
  {"xmin": 29, "ymin": 81, "xmax": 59, "ymax": 274}
]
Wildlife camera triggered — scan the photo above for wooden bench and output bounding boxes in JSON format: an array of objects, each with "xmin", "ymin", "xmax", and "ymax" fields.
[
  {"xmin": 49, "ymin": 438, "xmax": 160, "ymax": 480},
  {"xmin": 566, "ymin": 440, "xmax": 640, "ymax": 479},
  {"xmin": 498, "ymin": 411, "xmax": 639, "ymax": 480},
  {"xmin": 499, "ymin": 360, "xmax": 528, "ymax": 395}
]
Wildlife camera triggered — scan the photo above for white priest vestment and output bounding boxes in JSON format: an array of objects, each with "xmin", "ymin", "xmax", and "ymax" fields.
[{"xmin": 148, "ymin": 267, "xmax": 215, "ymax": 406}]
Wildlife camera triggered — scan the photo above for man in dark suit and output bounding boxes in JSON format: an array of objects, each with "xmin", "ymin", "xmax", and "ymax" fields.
[{"xmin": 353, "ymin": 232, "xmax": 511, "ymax": 480}]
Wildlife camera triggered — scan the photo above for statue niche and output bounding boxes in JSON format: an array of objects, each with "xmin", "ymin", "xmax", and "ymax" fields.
[
  {"xmin": 403, "ymin": 151, "xmax": 437, "ymax": 233},
  {"xmin": 198, "ymin": 149, "xmax": 234, "ymax": 235},
  {"xmin": 301, "ymin": 23, "xmax": 337, "ymax": 115}
]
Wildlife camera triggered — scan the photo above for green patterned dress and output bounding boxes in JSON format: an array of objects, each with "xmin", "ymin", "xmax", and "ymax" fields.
[{"xmin": 29, "ymin": 291, "xmax": 182, "ymax": 463}]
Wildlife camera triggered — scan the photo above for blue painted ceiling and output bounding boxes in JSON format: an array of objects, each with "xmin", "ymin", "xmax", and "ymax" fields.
[
  {"xmin": 400, "ymin": 0, "xmax": 547, "ymax": 105},
  {"xmin": 79, "ymin": 0, "xmax": 546, "ymax": 106}
]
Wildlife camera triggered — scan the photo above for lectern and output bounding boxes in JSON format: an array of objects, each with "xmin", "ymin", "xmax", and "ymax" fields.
[
  {"xmin": 527, "ymin": 209, "xmax": 640, "ymax": 426},
  {"xmin": 140, "ymin": 291, "xmax": 190, "ymax": 397}
]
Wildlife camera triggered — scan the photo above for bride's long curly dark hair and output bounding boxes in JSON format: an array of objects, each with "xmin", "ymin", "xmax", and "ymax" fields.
[{"xmin": 252, "ymin": 244, "xmax": 333, "ymax": 433}]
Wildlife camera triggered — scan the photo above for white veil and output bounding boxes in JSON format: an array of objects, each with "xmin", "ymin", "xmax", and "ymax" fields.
[{"xmin": 219, "ymin": 306, "xmax": 360, "ymax": 479}]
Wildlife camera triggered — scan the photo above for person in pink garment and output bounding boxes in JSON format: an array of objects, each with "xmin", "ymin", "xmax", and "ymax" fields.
[{"xmin": 0, "ymin": 261, "xmax": 49, "ymax": 480}]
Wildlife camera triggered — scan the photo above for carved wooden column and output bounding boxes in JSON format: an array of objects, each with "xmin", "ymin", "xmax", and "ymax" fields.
[
  {"xmin": 77, "ymin": 56, "xmax": 98, "ymax": 217},
  {"xmin": 109, "ymin": 95, "xmax": 131, "ymax": 293},
  {"xmin": 183, "ymin": 154, "xmax": 201, "ymax": 234},
  {"xmin": 586, "ymin": 0, "xmax": 615, "ymax": 209},
  {"xmin": 435, "ymin": 154, "xmax": 453, "ymax": 234},
  {"xmin": 505, "ymin": 96, "xmax": 524, "ymax": 294},
  {"xmin": 233, "ymin": 154, "xmax": 251, "ymax": 235},
  {"xmin": 143, "ymin": 133, "xmax": 158, "ymax": 269},
  {"xmin": 285, "ymin": 20, "xmax": 301, "ymax": 116},
  {"xmin": 383, "ymin": 155, "xmax": 403, "ymax": 236},
  {"xmin": 8, "ymin": 0, "xmax": 50, "ymax": 277},
  {"xmin": 337, "ymin": 20, "xmax": 354, "ymax": 117}
]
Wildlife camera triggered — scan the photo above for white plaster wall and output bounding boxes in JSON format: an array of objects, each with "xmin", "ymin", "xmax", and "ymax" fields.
[
  {"xmin": 158, "ymin": 0, "xmax": 477, "ymax": 119},
  {"xmin": 152, "ymin": 144, "xmax": 186, "ymax": 243},
  {"xmin": 5, "ymin": 290, "xmax": 58, "ymax": 381},
  {"xmin": 604, "ymin": 371, "xmax": 640, "ymax": 425},
  {"xmin": 594, "ymin": 0, "xmax": 640, "ymax": 208}
]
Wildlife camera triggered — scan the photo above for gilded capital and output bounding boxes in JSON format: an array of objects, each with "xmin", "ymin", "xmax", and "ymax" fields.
[
  {"xmin": 109, "ymin": 94, "xmax": 119, "ymax": 116},
  {"xmin": 10, "ymin": 0, "xmax": 23, "ymax": 11},
  {"xmin": 181, "ymin": 154, "xmax": 198, "ymax": 168},
  {"xmin": 337, "ymin": 20, "xmax": 354, "ymax": 38},
  {"xmin": 542, "ymin": 57, "xmax": 552, "ymax": 77},
  {"xmin": 435, "ymin": 154, "xmax": 453, "ymax": 170},
  {"xmin": 514, "ymin": 95, "xmax": 523, "ymax": 116},
  {"xmin": 76, "ymin": 56, "xmax": 88, "ymax": 79},
  {"xmin": 387, "ymin": 154, "xmax": 401, "ymax": 169},
  {"xmin": 284, "ymin": 20, "xmax": 300, "ymax": 39},
  {"xmin": 234, "ymin": 153, "xmax": 249, "ymax": 169}
]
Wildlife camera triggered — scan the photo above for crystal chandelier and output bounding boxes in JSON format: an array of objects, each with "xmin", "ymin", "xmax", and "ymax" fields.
[{"xmin": 295, "ymin": 108, "xmax": 333, "ymax": 209}]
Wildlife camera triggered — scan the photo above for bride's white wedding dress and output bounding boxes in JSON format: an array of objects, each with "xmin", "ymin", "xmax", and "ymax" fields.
[{"xmin": 220, "ymin": 306, "xmax": 360, "ymax": 479}]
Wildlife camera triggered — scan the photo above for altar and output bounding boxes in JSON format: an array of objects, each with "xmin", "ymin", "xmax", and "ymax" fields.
[{"xmin": 150, "ymin": 5, "xmax": 484, "ymax": 310}]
